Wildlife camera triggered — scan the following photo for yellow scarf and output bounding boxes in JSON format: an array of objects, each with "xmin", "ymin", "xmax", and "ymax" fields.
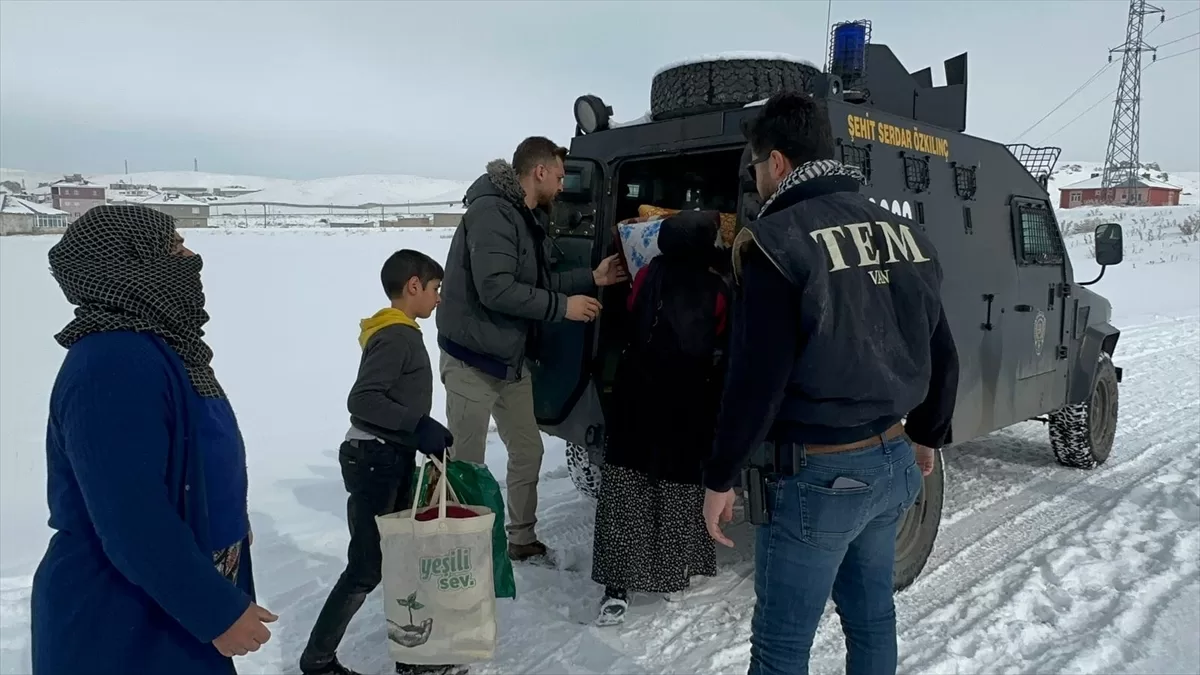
[{"xmin": 358, "ymin": 307, "xmax": 420, "ymax": 349}]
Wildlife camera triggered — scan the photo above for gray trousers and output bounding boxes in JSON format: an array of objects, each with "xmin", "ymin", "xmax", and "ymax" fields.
[{"xmin": 440, "ymin": 350, "xmax": 545, "ymax": 546}]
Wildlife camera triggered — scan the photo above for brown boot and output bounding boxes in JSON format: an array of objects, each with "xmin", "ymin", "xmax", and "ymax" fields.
[{"xmin": 507, "ymin": 540, "xmax": 554, "ymax": 564}]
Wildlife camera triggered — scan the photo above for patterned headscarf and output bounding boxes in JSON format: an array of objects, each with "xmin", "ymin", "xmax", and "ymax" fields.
[{"xmin": 48, "ymin": 205, "xmax": 226, "ymax": 398}]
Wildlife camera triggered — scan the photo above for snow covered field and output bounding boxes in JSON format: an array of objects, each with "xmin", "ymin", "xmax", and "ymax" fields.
[{"xmin": 1, "ymin": 211, "xmax": 1198, "ymax": 674}]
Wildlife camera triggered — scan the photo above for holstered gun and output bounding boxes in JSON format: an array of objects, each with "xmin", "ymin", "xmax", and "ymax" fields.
[{"xmin": 741, "ymin": 466, "xmax": 770, "ymax": 525}]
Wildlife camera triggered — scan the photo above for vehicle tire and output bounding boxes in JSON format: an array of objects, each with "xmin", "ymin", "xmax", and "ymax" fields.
[
  {"xmin": 893, "ymin": 448, "xmax": 944, "ymax": 592},
  {"xmin": 1048, "ymin": 353, "xmax": 1119, "ymax": 469},
  {"xmin": 566, "ymin": 442, "xmax": 602, "ymax": 500},
  {"xmin": 651, "ymin": 58, "xmax": 822, "ymax": 121}
]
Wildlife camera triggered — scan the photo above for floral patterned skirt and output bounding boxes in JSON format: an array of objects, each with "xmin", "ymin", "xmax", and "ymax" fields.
[{"xmin": 590, "ymin": 464, "xmax": 716, "ymax": 594}]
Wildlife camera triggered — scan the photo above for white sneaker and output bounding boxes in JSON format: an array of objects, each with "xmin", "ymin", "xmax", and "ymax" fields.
[{"xmin": 594, "ymin": 595, "xmax": 628, "ymax": 627}]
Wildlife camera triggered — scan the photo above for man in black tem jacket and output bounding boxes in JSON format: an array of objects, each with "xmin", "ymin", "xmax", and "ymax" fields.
[{"xmin": 703, "ymin": 92, "xmax": 960, "ymax": 675}]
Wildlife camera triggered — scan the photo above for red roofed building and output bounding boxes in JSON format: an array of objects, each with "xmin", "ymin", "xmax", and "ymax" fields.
[{"xmin": 1059, "ymin": 173, "xmax": 1182, "ymax": 209}]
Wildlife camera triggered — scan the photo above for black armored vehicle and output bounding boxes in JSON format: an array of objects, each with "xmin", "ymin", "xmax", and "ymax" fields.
[{"xmin": 527, "ymin": 22, "xmax": 1126, "ymax": 590}]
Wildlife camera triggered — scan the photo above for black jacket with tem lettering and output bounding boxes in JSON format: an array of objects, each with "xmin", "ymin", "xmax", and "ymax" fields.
[{"xmin": 705, "ymin": 173, "xmax": 960, "ymax": 492}]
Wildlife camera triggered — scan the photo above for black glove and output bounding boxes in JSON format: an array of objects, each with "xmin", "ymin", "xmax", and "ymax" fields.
[{"xmin": 414, "ymin": 415, "xmax": 454, "ymax": 459}]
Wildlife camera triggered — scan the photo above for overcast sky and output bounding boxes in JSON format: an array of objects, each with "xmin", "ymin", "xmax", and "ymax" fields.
[{"xmin": 1, "ymin": 0, "xmax": 1197, "ymax": 181}]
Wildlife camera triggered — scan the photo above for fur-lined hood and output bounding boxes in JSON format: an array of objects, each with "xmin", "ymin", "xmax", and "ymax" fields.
[{"xmin": 463, "ymin": 159, "xmax": 527, "ymax": 208}]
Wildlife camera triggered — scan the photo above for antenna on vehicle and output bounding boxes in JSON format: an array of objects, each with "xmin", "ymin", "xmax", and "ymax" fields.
[{"xmin": 823, "ymin": 0, "xmax": 833, "ymax": 50}]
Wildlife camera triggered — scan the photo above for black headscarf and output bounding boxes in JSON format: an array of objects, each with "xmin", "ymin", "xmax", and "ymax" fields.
[
  {"xmin": 658, "ymin": 209, "xmax": 720, "ymax": 263},
  {"xmin": 48, "ymin": 205, "xmax": 226, "ymax": 398}
]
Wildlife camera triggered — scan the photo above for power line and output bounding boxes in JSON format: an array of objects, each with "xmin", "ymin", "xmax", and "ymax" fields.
[
  {"xmin": 1036, "ymin": 46, "xmax": 1198, "ymax": 144},
  {"xmin": 1155, "ymin": 31, "xmax": 1199, "ymax": 49},
  {"xmin": 1010, "ymin": 4, "xmax": 1197, "ymax": 142},
  {"xmin": 1169, "ymin": 6, "xmax": 1199, "ymax": 20},
  {"xmin": 1038, "ymin": 89, "xmax": 1117, "ymax": 144},
  {"xmin": 1147, "ymin": 6, "xmax": 1200, "ymax": 35},
  {"xmin": 1012, "ymin": 62, "xmax": 1114, "ymax": 141},
  {"xmin": 1154, "ymin": 45, "xmax": 1200, "ymax": 62}
]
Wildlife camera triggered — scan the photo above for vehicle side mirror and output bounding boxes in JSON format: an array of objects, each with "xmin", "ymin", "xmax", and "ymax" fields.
[{"xmin": 1094, "ymin": 222, "xmax": 1123, "ymax": 266}]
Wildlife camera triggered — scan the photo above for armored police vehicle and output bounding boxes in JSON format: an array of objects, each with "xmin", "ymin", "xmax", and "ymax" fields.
[{"xmin": 528, "ymin": 21, "xmax": 1126, "ymax": 590}]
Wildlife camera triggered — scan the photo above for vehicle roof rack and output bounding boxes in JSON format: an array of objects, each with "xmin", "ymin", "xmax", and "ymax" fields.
[{"xmin": 1005, "ymin": 144, "xmax": 1062, "ymax": 190}]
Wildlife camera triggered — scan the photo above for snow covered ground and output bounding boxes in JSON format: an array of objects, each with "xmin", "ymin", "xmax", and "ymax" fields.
[
  {"xmin": 1, "ymin": 209, "xmax": 1198, "ymax": 674},
  {"xmin": 207, "ymin": 175, "xmax": 470, "ymax": 208}
]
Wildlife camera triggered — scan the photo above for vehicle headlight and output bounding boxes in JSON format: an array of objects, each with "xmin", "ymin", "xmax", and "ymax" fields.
[{"xmin": 574, "ymin": 95, "xmax": 612, "ymax": 134}]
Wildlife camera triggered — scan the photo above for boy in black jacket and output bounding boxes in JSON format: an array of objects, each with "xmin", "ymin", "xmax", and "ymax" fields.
[{"xmin": 300, "ymin": 250, "xmax": 462, "ymax": 675}]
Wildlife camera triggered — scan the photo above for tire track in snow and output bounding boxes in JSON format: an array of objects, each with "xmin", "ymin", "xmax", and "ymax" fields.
[
  {"xmin": 644, "ymin": 316, "xmax": 1195, "ymax": 674},
  {"xmin": 624, "ymin": 569, "xmax": 757, "ymax": 672},
  {"xmin": 890, "ymin": 317, "xmax": 1199, "ymax": 674},
  {"xmin": 926, "ymin": 317, "xmax": 1197, "ymax": 541},
  {"xmin": 477, "ymin": 466, "xmax": 763, "ymax": 673},
  {"xmin": 482, "ymin": 316, "xmax": 1199, "ymax": 675},
  {"xmin": 700, "ymin": 317, "xmax": 1200, "ymax": 675},
  {"xmin": 910, "ymin": 316, "xmax": 1196, "ymax": 578}
]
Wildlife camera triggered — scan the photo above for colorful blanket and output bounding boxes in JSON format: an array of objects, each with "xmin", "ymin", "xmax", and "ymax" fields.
[{"xmin": 616, "ymin": 217, "xmax": 665, "ymax": 279}]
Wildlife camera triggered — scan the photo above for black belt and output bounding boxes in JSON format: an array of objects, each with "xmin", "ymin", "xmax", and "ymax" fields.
[
  {"xmin": 439, "ymin": 335, "xmax": 518, "ymax": 381},
  {"xmin": 347, "ymin": 437, "xmax": 414, "ymax": 451}
]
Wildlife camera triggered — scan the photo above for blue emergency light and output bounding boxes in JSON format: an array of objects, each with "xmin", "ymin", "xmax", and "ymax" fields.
[{"xmin": 828, "ymin": 20, "xmax": 872, "ymax": 91}]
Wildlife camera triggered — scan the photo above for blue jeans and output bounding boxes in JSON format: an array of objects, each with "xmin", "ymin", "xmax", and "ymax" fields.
[{"xmin": 748, "ymin": 437, "xmax": 923, "ymax": 675}]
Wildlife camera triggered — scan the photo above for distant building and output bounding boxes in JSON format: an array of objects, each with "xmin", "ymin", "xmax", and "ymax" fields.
[
  {"xmin": 108, "ymin": 181, "xmax": 159, "ymax": 192},
  {"xmin": 432, "ymin": 212, "xmax": 463, "ymax": 228},
  {"xmin": 160, "ymin": 185, "xmax": 212, "ymax": 198},
  {"xmin": 135, "ymin": 192, "xmax": 211, "ymax": 228},
  {"xmin": 1059, "ymin": 173, "xmax": 1182, "ymax": 209},
  {"xmin": 382, "ymin": 216, "xmax": 432, "ymax": 228},
  {"xmin": 109, "ymin": 187, "xmax": 158, "ymax": 201},
  {"xmin": 50, "ymin": 176, "xmax": 107, "ymax": 222},
  {"xmin": 1, "ymin": 195, "xmax": 70, "ymax": 235},
  {"xmin": 213, "ymin": 185, "xmax": 260, "ymax": 198}
]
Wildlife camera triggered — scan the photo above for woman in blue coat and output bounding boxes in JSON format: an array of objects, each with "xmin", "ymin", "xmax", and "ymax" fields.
[{"xmin": 32, "ymin": 205, "xmax": 278, "ymax": 674}]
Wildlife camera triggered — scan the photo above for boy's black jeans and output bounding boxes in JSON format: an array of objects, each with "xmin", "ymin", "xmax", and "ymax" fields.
[{"xmin": 300, "ymin": 439, "xmax": 417, "ymax": 673}]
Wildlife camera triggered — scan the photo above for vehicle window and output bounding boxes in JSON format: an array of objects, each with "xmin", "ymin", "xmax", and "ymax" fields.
[{"xmin": 1017, "ymin": 203, "xmax": 1064, "ymax": 265}]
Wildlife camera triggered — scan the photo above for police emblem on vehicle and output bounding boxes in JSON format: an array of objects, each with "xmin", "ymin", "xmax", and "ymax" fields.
[{"xmin": 1034, "ymin": 311, "xmax": 1047, "ymax": 356}]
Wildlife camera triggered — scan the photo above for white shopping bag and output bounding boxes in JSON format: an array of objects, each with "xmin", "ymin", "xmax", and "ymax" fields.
[{"xmin": 377, "ymin": 456, "xmax": 497, "ymax": 665}]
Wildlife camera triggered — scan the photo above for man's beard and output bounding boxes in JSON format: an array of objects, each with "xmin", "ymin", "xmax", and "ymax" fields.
[{"xmin": 757, "ymin": 179, "xmax": 779, "ymax": 201}]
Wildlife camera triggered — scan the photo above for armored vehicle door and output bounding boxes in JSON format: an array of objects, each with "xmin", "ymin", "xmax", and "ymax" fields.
[
  {"xmin": 529, "ymin": 157, "xmax": 604, "ymax": 432},
  {"xmin": 1008, "ymin": 197, "xmax": 1070, "ymax": 417}
]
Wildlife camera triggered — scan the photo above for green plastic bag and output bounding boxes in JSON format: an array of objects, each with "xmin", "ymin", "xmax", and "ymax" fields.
[{"xmin": 411, "ymin": 459, "xmax": 517, "ymax": 600}]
